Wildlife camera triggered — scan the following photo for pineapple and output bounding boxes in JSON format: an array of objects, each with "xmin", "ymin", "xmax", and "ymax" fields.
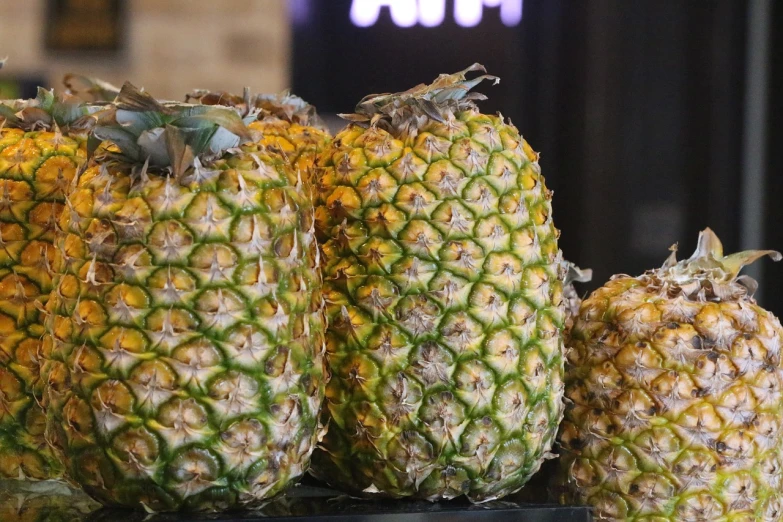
[
  {"xmin": 519, "ymin": 261, "xmax": 591, "ymax": 503},
  {"xmin": 42, "ymin": 83, "xmax": 326, "ymax": 511},
  {"xmin": 0, "ymin": 479, "xmax": 99, "ymax": 522},
  {"xmin": 311, "ymin": 64, "xmax": 566, "ymax": 502},
  {"xmin": 0, "ymin": 89, "xmax": 96, "ymax": 480},
  {"xmin": 558, "ymin": 228, "xmax": 783, "ymax": 520}
]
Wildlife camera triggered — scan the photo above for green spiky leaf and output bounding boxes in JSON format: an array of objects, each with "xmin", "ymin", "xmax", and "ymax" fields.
[
  {"xmin": 35, "ymin": 88, "xmax": 56, "ymax": 112},
  {"xmin": 0, "ymin": 87, "xmax": 102, "ymax": 131},
  {"xmin": 116, "ymin": 109, "xmax": 168, "ymax": 137},
  {"xmin": 175, "ymin": 105, "xmax": 251, "ymax": 141},
  {"xmin": 721, "ymin": 249, "xmax": 782, "ymax": 280},
  {"xmin": 137, "ymin": 127, "xmax": 170, "ymax": 166},
  {"xmin": 208, "ymin": 126, "xmax": 241, "ymax": 154},
  {"xmin": 52, "ymin": 97, "xmax": 92, "ymax": 128},
  {"xmin": 94, "ymin": 84, "xmax": 251, "ymax": 171},
  {"xmin": 87, "ymin": 133, "xmax": 103, "ymax": 157},
  {"xmin": 93, "ymin": 126, "xmax": 142, "ymax": 160},
  {"xmin": 0, "ymin": 103, "xmax": 21, "ymax": 125}
]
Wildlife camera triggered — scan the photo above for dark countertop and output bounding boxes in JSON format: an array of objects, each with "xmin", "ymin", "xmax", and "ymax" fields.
[
  {"xmin": 88, "ymin": 482, "xmax": 591, "ymax": 522},
  {"xmin": 2, "ymin": 476, "xmax": 592, "ymax": 522}
]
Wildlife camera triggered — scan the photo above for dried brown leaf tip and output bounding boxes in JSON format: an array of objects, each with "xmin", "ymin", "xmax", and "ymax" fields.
[{"xmin": 63, "ymin": 73, "xmax": 121, "ymax": 102}]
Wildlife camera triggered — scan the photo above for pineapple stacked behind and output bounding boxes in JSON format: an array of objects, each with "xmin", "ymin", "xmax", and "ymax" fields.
[
  {"xmin": 185, "ymin": 89, "xmax": 331, "ymax": 182},
  {"xmin": 0, "ymin": 90, "xmax": 95, "ymax": 480},
  {"xmin": 42, "ymin": 84, "xmax": 326, "ymax": 511},
  {"xmin": 559, "ymin": 229, "xmax": 783, "ymax": 521},
  {"xmin": 0, "ymin": 479, "xmax": 99, "ymax": 522},
  {"xmin": 311, "ymin": 65, "xmax": 566, "ymax": 502}
]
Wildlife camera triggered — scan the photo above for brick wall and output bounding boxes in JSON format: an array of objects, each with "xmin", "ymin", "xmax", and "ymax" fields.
[{"xmin": 0, "ymin": 0, "xmax": 290, "ymax": 99}]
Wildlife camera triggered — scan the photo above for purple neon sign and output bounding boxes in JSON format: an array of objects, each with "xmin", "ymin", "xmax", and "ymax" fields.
[{"xmin": 350, "ymin": 0, "xmax": 523, "ymax": 28}]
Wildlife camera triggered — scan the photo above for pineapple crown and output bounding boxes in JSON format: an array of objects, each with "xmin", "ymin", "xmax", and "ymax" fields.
[
  {"xmin": 340, "ymin": 63, "xmax": 499, "ymax": 137},
  {"xmin": 91, "ymin": 82, "xmax": 252, "ymax": 177},
  {"xmin": 63, "ymin": 73, "xmax": 121, "ymax": 103},
  {"xmin": 186, "ymin": 88, "xmax": 328, "ymax": 131},
  {"xmin": 656, "ymin": 227, "xmax": 781, "ymax": 300},
  {"xmin": 0, "ymin": 60, "xmax": 100, "ymax": 132},
  {"xmin": 0, "ymin": 86, "xmax": 101, "ymax": 133}
]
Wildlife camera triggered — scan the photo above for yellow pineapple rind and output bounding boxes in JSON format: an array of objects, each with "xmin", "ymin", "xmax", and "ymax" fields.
[
  {"xmin": 43, "ymin": 132, "xmax": 327, "ymax": 511},
  {"xmin": 560, "ymin": 268, "xmax": 783, "ymax": 521},
  {"xmin": 0, "ymin": 127, "xmax": 85, "ymax": 481}
]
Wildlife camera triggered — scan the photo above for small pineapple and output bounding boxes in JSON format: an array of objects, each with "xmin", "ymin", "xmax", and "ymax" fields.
[
  {"xmin": 0, "ymin": 89, "xmax": 97, "ymax": 480},
  {"xmin": 311, "ymin": 64, "xmax": 566, "ymax": 502},
  {"xmin": 559, "ymin": 228, "xmax": 783, "ymax": 520},
  {"xmin": 43, "ymin": 84, "xmax": 326, "ymax": 511}
]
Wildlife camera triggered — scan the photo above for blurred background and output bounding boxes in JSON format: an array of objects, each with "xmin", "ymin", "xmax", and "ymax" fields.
[{"xmin": 1, "ymin": 0, "xmax": 781, "ymax": 312}]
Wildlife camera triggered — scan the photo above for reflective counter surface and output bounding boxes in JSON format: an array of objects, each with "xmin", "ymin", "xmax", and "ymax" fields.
[{"xmin": 0, "ymin": 476, "xmax": 592, "ymax": 521}]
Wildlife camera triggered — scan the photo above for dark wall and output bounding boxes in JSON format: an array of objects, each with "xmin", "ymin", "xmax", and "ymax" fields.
[
  {"xmin": 519, "ymin": 0, "xmax": 748, "ymax": 294},
  {"xmin": 764, "ymin": 0, "xmax": 783, "ymax": 316},
  {"xmin": 292, "ymin": 0, "xmax": 525, "ymax": 117},
  {"xmin": 293, "ymin": 0, "xmax": 769, "ymax": 306}
]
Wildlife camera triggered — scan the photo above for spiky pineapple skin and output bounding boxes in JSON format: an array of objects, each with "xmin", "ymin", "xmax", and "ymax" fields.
[
  {"xmin": 0, "ymin": 127, "xmax": 85, "ymax": 480},
  {"xmin": 312, "ymin": 110, "xmax": 565, "ymax": 501},
  {"xmin": 559, "ymin": 275, "xmax": 783, "ymax": 520},
  {"xmin": 43, "ymin": 141, "xmax": 326, "ymax": 510},
  {"xmin": 248, "ymin": 120, "xmax": 331, "ymax": 185}
]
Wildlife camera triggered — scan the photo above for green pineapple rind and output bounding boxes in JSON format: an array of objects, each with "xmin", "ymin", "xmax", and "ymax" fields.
[
  {"xmin": 43, "ymin": 85, "xmax": 327, "ymax": 511},
  {"xmin": 311, "ymin": 65, "xmax": 566, "ymax": 502}
]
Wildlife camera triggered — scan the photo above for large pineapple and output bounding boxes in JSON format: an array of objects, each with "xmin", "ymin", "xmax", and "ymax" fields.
[
  {"xmin": 0, "ymin": 88, "xmax": 96, "ymax": 480},
  {"xmin": 42, "ymin": 84, "xmax": 326, "ymax": 511},
  {"xmin": 559, "ymin": 228, "xmax": 783, "ymax": 520},
  {"xmin": 311, "ymin": 64, "xmax": 566, "ymax": 502}
]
